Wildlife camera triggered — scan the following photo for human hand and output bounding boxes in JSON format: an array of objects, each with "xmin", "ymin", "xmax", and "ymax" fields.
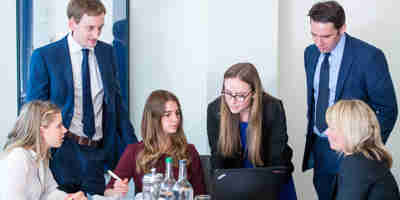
[
  {"xmin": 65, "ymin": 191, "xmax": 87, "ymax": 200},
  {"xmin": 104, "ymin": 178, "xmax": 130, "ymax": 197},
  {"xmin": 114, "ymin": 178, "xmax": 129, "ymax": 195}
]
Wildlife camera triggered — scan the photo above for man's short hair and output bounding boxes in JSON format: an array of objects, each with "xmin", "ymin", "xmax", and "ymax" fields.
[
  {"xmin": 308, "ymin": 1, "xmax": 345, "ymax": 30},
  {"xmin": 67, "ymin": 0, "xmax": 106, "ymax": 23}
]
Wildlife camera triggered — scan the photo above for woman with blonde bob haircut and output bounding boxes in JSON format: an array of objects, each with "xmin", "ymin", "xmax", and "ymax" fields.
[
  {"xmin": 326, "ymin": 99, "xmax": 399, "ymax": 199},
  {"xmin": 207, "ymin": 62, "xmax": 296, "ymax": 199},
  {"xmin": 105, "ymin": 90, "xmax": 206, "ymax": 197},
  {"xmin": 0, "ymin": 100, "xmax": 87, "ymax": 200}
]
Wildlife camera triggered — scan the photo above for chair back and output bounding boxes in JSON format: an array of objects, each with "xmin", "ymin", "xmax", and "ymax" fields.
[{"xmin": 199, "ymin": 155, "xmax": 213, "ymax": 194}]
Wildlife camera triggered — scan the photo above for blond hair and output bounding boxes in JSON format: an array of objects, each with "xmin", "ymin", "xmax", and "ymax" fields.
[
  {"xmin": 136, "ymin": 90, "xmax": 190, "ymax": 173},
  {"xmin": 219, "ymin": 63, "xmax": 264, "ymax": 166},
  {"xmin": 326, "ymin": 99, "xmax": 392, "ymax": 168},
  {"xmin": 4, "ymin": 100, "xmax": 61, "ymax": 165}
]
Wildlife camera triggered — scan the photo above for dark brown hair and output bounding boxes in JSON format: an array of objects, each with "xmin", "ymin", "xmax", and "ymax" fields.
[
  {"xmin": 136, "ymin": 90, "xmax": 191, "ymax": 173},
  {"xmin": 308, "ymin": 1, "xmax": 345, "ymax": 30},
  {"xmin": 67, "ymin": 0, "xmax": 106, "ymax": 23}
]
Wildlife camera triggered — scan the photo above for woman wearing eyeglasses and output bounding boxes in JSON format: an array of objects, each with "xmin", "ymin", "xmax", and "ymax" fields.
[{"xmin": 207, "ymin": 62, "xmax": 297, "ymax": 200}]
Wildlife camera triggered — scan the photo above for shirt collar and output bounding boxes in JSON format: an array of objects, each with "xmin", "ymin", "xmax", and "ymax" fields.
[
  {"xmin": 67, "ymin": 32, "xmax": 94, "ymax": 54},
  {"xmin": 329, "ymin": 33, "xmax": 346, "ymax": 58}
]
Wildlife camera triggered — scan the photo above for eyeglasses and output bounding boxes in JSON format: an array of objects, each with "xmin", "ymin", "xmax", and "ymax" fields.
[{"xmin": 221, "ymin": 90, "xmax": 253, "ymax": 102}]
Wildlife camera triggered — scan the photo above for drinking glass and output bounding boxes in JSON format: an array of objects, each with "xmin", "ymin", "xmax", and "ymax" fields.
[{"xmin": 135, "ymin": 192, "xmax": 143, "ymax": 200}]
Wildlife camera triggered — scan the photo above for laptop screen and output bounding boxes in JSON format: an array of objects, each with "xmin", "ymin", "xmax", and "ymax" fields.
[{"xmin": 212, "ymin": 166, "xmax": 289, "ymax": 200}]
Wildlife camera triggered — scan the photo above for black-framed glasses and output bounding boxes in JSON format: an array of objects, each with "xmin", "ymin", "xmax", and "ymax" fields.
[{"xmin": 221, "ymin": 90, "xmax": 253, "ymax": 102}]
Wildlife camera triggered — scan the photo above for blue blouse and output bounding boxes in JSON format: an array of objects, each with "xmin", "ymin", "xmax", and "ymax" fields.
[{"xmin": 240, "ymin": 122, "xmax": 253, "ymax": 168}]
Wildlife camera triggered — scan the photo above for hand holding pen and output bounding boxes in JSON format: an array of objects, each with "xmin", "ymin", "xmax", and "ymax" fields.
[{"xmin": 108, "ymin": 170, "xmax": 129, "ymax": 196}]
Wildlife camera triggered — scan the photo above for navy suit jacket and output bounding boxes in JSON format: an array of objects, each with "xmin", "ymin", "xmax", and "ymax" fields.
[
  {"xmin": 26, "ymin": 36, "xmax": 137, "ymax": 170},
  {"xmin": 302, "ymin": 33, "xmax": 398, "ymax": 171}
]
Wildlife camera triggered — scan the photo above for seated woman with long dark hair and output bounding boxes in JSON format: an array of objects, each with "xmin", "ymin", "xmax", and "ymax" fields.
[
  {"xmin": 326, "ymin": 99, "xmax": 400, "ymax": 200},
  {"xmin": 104, "ymin": 90, "xmax": 206, "ymax": 197}
]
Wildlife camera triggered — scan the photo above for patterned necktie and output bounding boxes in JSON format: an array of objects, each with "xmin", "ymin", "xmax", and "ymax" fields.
[
  {"xmin": 81, "ymin": 49, "xmax": 95, "ymax": 138},
  {"xmin": 316, "ymin": 53, "xmax": 331, "ymax": 132}
]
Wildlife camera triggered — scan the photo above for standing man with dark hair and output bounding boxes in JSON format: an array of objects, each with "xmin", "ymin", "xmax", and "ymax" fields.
[
  {"xmin": 302, "ymin": 1, "xmax": 397, "ymax": 199},
  {"xmin": 26, "ymin": 0, "xmax": 137, "ymax": 195}
]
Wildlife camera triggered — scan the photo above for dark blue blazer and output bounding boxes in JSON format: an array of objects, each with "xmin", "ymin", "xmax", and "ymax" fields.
[
  {"xmin": 26, "ymin": 36, "xmax": 137, "ymax": 169},
  {"xmin": 302, "ymin": 33, "xmax": 398, "ymax": 171}
]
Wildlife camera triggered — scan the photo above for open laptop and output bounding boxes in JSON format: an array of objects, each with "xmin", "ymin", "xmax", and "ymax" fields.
[{"xmin": 212, "ymin": 166, "xmax": 289, "ymax": 200}]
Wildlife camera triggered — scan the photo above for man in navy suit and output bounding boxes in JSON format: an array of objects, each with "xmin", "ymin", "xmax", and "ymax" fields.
[
  {"xmin": 26, "ymin": 0, "xmax": 137, "ymax": 195},
  {"xmin": 302, "ymin": 1, "xmax": 398, "ymax": 199}
]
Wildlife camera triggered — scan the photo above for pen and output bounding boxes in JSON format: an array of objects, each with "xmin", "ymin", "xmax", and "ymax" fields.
[{"xmin": 107, "ymin": 170, "xmax": 122, "ymax": 181}]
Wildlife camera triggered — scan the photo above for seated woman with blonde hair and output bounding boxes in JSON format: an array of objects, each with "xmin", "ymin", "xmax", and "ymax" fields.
[
  {"xmin": 326, "ymin": 99, "xmax": 400, "ymax": 200},
  {"xmin": 0, "ymin": 100, "xmax": 87, "ymax": 200},
  {"xmin": 104, "ymin": 89, "xmax": 206, "ymax": 197}
]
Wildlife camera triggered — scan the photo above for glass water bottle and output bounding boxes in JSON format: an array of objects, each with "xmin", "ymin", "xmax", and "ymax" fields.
[
  {"xmin": 172, "ymin": 159, "xmax": 193, "ymax": 200},
  {"xmin": 142, "ymin": 168, "xmax": 163, "ymax": 200},
  {"xmin": 158, "ymin": 157, "xmax": 176, "ymax": 200}
]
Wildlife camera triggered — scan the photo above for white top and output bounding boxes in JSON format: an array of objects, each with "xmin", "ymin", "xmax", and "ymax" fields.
[
  {"xmin": 68, "ymin": 33, "xmax": 104, "ymax": 140},
  {"xmin": 0, "ymin": 147, "xmax": 68, "ymax": 200}
]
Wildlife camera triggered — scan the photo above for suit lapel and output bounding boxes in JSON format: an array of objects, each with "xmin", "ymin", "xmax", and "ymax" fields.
[
  {"xmin": 61, "ymin": 37, "xmax": 75, "ymax": 92},
  {"xmin": 309, "ymin": 52, "xmax": 320, "ymax": 87},
  {"xmin": 335, "ymin": 33, "xmax": 354, "ymax": 101},
  {"xmin": 308, "ymin": 48, "xmax": 320, "ymax": 105},
  {"xmin": 94, "ymin": 44, "xmax": 109, "ymax": 104}
]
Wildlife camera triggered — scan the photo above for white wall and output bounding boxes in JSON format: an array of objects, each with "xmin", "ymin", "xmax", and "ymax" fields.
[
  {"xmin": 0, "ymin": 1, "xmax": 17, "ymax": 149},
  {"xmin": 278, "ymin": 0, "xmax": 315, "ymax": 198},
  {"xmin": 130, "ymin": 1, "xmax": 278, "ymax": 154},
  {"xmin": 279, "ymin": 0, "xmax": 400, "ymax": 199}
]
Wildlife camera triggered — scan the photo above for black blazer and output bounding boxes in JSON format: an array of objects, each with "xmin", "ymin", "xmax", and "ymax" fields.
[
  {"xmin": 207, "ymin": 93, "xmax": 293, "ymax": 172},
  {"xmin": 333, "ymin": 153, "xmax": 400, "ymax": 200}
]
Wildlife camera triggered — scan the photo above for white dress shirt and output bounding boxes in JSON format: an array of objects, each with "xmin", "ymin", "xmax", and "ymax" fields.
[
  {"xmin": 0, "ymin": 147, "xmax": 68, "ymax": 200},
  {"xmin": 68, "ymin": 33, "xmax": 104, "ymax": 140}
]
